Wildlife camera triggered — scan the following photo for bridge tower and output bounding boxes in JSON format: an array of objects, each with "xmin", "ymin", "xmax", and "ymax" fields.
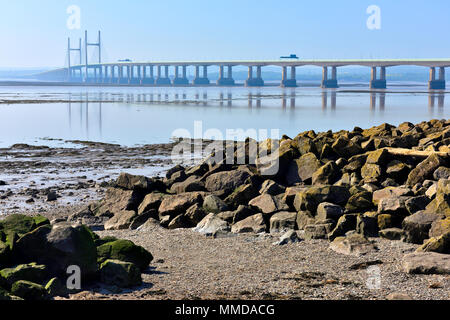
[
  {"xmin": 84, "ymin": 30, "xmax": 102, "ymax": 83},
  {"xmin": 67, "ymin": 37, "xmax": 82, "ymax": 82}
]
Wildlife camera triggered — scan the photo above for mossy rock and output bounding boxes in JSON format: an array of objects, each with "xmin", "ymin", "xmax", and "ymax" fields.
[
  {"xmin": 33, "ymin": 215, "xmax": 50, "ymax": 228},
  {"xmin": 0, "ymin": 287, "xmax": 22, "ymax": 300},
  {"xmin": 345, "ymin": 191, "xmax": 374, "ymax": 213},
  {"xmin": 0, "ymin": 241, "xmax": 11, "ymax": 268},
  {"xmin": 94, "ymin": 236, "xmax": 118, "ymax": 247},
  {"xmin": 97, "ymin": 239, "xmax": 153, "ymax": 271},
  {"xmin": 99, "ymin": 259, "xmax": 142, "ymax": 288},
  {"xmin": 45, "ymin": 277, "xmax": 66, "ymax": 297},
  {"xmin": 11, "ymin": 280, "xmax": 48, "ymax": 300},
  {"xmin": 0, "ymin": 214, "xmax": 36, "ymax": 236},
  {"xmin": 416, "ymin": 232, "xmax": 450, "ymax": 254},
  {"xmin": 0, "ymin": 263, "xmax": 48, "ymax": 288}
]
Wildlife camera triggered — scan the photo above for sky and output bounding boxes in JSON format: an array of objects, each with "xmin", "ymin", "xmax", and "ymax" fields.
[{"xmin": 1, "ymin": 0, "xmax": 450, "ymax": 68}]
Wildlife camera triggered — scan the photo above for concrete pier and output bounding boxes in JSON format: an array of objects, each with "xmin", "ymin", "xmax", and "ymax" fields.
[
  {"xmin": 429, "ymin": 67, "xmax": 446, "ymax": 89},
  {"xmin": 281, "ymin": 66, "xmax": 297, "ymax": 87},
  {"xmin": 245, "ymin": 66, "xmax": 264, "ymax": 87},
  {"xmin": 142, "ymin": 65, "xmax": 155, "ymax": 84},
  {"xmin": 172, "ymin": 65, "xmax": 189, "ymax": 85},
  {"xmin": 321, "ymin": 66, "xmax": 338, "ymax": 88},
  {"xmin": 217, "ymin": 65, "xmax": 235, "ymax": 86},
  {"xmin": 370, "ymin": 66, "xmax": 386, "ymax": 89},
  {"xmin": 155, "ymin": 65, "xmax": 171, "ymax": 85},
  {"xmin": 193, "ymin": 65, "xmax": 210, "ymax": 85}
]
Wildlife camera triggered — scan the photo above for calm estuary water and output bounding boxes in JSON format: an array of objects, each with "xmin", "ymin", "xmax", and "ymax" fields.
[{"xmin": 0, "ymin": 82, "xmax": 448, "ymax": 148}]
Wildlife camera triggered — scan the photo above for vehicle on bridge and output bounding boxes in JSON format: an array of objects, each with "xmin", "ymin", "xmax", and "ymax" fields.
[
  {"xmin": 280, "ymin": 54, "xmax": 299, "ymax": 59},
  {"xmin": 118, "ymin": 59, "xmax": 132, "ymax": 62}
]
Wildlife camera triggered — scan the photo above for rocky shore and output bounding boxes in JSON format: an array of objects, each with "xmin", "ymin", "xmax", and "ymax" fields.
[{"xmin": 1, "ymin": 119, "xmax": 450, "ymax": 300}]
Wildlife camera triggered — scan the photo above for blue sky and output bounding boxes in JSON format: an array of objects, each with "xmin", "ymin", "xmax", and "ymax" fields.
[{"xmin": 1, "ymin": 0, "xmax": 450, "ymax": 67}]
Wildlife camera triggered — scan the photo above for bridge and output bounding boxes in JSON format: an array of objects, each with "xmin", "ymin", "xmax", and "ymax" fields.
[{"xmin": 38, "ymin": 31, "xmax": 450, "ymax": 90}]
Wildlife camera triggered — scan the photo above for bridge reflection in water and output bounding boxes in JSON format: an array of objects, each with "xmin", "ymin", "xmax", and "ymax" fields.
[{"xmin": 66, "ymin": 90, "xmax": 445, "ymax": 137}]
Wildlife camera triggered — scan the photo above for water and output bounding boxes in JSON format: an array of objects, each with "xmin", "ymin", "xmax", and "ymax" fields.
[{"xmin": 0, "ymin": 82, "xmax": 448, "ymax": 148}]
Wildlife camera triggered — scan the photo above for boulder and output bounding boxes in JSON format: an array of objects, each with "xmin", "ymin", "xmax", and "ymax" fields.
[
  {"xmin": 274, "ymin": 230, "xmax": 301, "ymax": 245},
  {"xmin": 259, "ymin": 180, "xmax": 285, "ymax": 196},
  {"xmin": 224, "ymin": 184, "xmax": 259, "ymax": 208},
  {"xmin": 115, "ymin": 173, "xmax": 164, "ymax": 192},
  {"xmin": 366, "ymin": 148, "xmax": 390, "ymax": 165},
  {"xmin": 377, "ymin": 196, "xmax": 410, "ymax": 216},
  {"xmin": 129, "ymin": 209, "xmax": 158, "ymax": 230},
  {"xmin": 15, "ymin": 223, "xmax": 97, "ymax": 278},
  {"xmin": 425, "ymin": 179, "xmax": 450, "ymax": 217},
  {"xmin": 329, "ymin": 233, "xmax": 378, "ymax": 256},
  {"xmin": 361, "ymin": 163, "xmax": 382, "ymax": 181},
  {"xmin": 202, "ymin": 195, "xmax": 229, "ymax": 214},
  {"xmin": 165, "ymin": 164, "xmax": 184, "ymax": 179},
  {"xmin": 104, "ymin": 210, "xmax": 136, "ymax": 230},
  {"xmin": 405, "ymin": 196, "xmax": 431, "ymax": 215},
  {"xmin": 356, "ymin": 214, "xmax": 378, "ymax": 237},
  {"xmin": 204, "ymin": 170, "xmax": 250, "ymax": 195},
  {"xmin": 287, "ymin": 153, "xmax": 321, "ymax": 184},
  {"xmin": 232, "ymin": 205, "xmax": 256, "ymax": 224},
  {"xmin": 416, "ymin": 232, "xmax": 450, "ymax": 254},
  {"xmin": 433, "ymin": 166, "xmax": 450, "ymax": 180},
  {"xmin": 316, "ymin": 202, "xmax": 343, "ymax": 221},
  {"xmin": 97, "ymin": 239, "xmax": 153, "ymax": 271},
  {"xmin": 0, "ymin": 214, "xmax": 49, "ymax": 236},
  {"xmin": 402, "ymin": 211, "xmax": 444, "ymax": 244},
  {"xmin": 170, "ymin": 175, "xmax": 205, "ymax": 194},
  {"xmin": 185, "ymin": 203, "xmax": 207, "ymax": 225},
  {"xmin": 293, "ymin": 186, "xmax": 350, "ymax": 213},
  {"xmin": 379, "ymin": 228, "xmax": 404, "ymax": 240},
  {"xmin": 328, "ymin": 214, "xmax": 357, "ymax": 241},
  {"xmin": 269, "ymin": 211, "xmax": 297, "ymax": 233},
  {"xmin": 194, "ymin": 213, "xmax": 230, "ymax": 237},
  {"xmin": 402, "ymin": 252, "xmax": 450, "ymax": 274},
  {"xmin": 296, "ymin": 211, "xmax": 315, "ymax": 230},
  {"xmin": 95, "ymin": 188, "xmax": 144, "ymax": 217},
  {"xmin": 249, "ymin": 194, "xmax": 286, "ymax": 214},
  {"xmin": 0, "ymin": 263, "xmax": 47, "ymax": 289},
  {"xmin": 386, "ymin": 160, "xmax": 410, "ymax": 182},
  {"xmin": 10, "ymin": 280, "xmax": 48, "ymax": 300},
  {"xmin": 231, "ymin": 213, "xmax": 266, "ymax": 234},
  {"xmin": 304, "ymin": 223, "xmax": 334, "ymax": 239},
  {"xmin": 345, "ymin": 191, "xmax": 373, "ymax": 213},
  {"xmin": 377, "ymin": 214, "xmax": 401, "ymax": 230},
  {"xmin": 137, "ymin": 193, "xmax": 165, "ymax": 215},
  {"xmin": 158, "ymin": 192, "xmax": 204, "ymax": 220},
  {"xmin": 312, "ymin": 161, "xmax": 340, "ymax": 185},
  {"xmin": 406, "ymin": 154, "xmax": 445, "ymax": 186},
  {"xmin": 99, "ymin": 260, "xmax": 141, "ymax": 288},
  {"xmin": 331, "ymin": 136, "xmax": 362, "ymax": 159},
  {"xmin": 429, "ymin": 217, "xmax": 450, "ymax": 238},
  {"xmin": 372, "ymin": 186, "xmax": 413, "ymax": 205},
  {"xmin": 44, "ymin": 277, "xmax": 66, "ymax": 297}
]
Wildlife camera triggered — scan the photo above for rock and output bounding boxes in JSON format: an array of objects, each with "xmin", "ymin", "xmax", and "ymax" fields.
[
  {"xmin": 0, "ymin": 240, "xmax": 11, "ymax": 268},
  {"xmin": 249, "ymin": 194, "xmax": 286, "ymax": 214},
  {"xmin": 269, "ymin": 211, "xmax": 297, "ymax": 233},
  {"xmin": 15, "ymin": 223, "xmax": 97, "ymax": 278},
  {"xmin": 316, "ymin": 202, "xmax": 343, "ymax": 221},
  {"xmin": 366, "ymin": 148, "xmax": 390, "ymax": 165},
  {"xmin": 185, "ymin": 203, "xmax": 207, "ymax": 225},
  {"xmin": 137, "ymin": 193, "xmax": 164, "ymax": 215},
  {"xmin": 104, "ymin": 210, "xmax": 136, "ymax": 230},
  {"xmin": 416, "ymin": 232, "xmax": 450, "ymax": 254},
  {"xmin": 405, "ymin": 196, "xmax": 431, "ymax": 215},
  {"xmin": 99, "ymin": 260, "xmax": 141, "ymax": 288},
  {"xmin": 345, "ymin": 191, "xmax": 373, "ymax": 213},
  {"xmin": 361, "ymin": 163, "xmax": 382, "ymax": 181},
  {"xmin": 202, "ymin": 195, "xmax": 228, "ymax": 214},
  {"xmin": 259, "ymin": 180, "xmax": 285, "ymax": 196},
  {"xmin": 274, "ymin": 230, "xmax": 301, "ymax": 245},
  {"xmin": 231, "ymin": 205, "xmax": 255, "ymax": 224},
  {"xmin": 45, "ymin": 277, "xmax": 66, "ymax": 297},
  {"xmin": 386, "ymin": 160, "xmax": 410, "ymax": 182},
  {"xmin": 377, "ymin": 196, "xmax": 410, "ymax": 216},
  {"xmin": 204, "ymin": 170, "xmax": 250, "ymax": 196},
  {"xmin": 425, "ymin": 179, "xmax": 450, "ymax": 217},
  {"xmin": 165, "ymin": 164, "xmax": 184, "ymax": 179},
  {"xmin": 304, "ymin": 223, "xmax": 333, "ymax": 239},
  {"xmin": 328, "ymin": 214, "xmax": 357, "ymax": 241},
  {"xmin": 46, "ymin": 191, "xmax": 58, "ymax": 202},
  {"xmin": 433, "ymin": 166, "xmax": 450, "ymax": 180},
  {"xmin": 293, "ymin": 185, "xmax": 350, "ymax": 213},
  {"xmin": 377, "ymin": 214, "xmax": 401, "ymax": 230},
  {"xmin": 158, "ymin": 192, "xmax": 204, "ymax": 220},
  {"xmin": 224, "ymin": 183, "xmax": 259, "ymax": 208},
  {"xmin": 0, "ymin": 214, "xmax": 49, "ymax": 236},
  {"xmin": 343, "ymin": 154, "xmax": 367, "ymax": 172},
  {"xmin": 402, "ymin": 211, "xmax": 444, "ymax": 244},
  {"xmin": 287, "ymin": 153, "xmax": 321, "ymax": 184},
  {"xmin": 95, "ymin": 188, "xmax": 144, "ymax": 217},
  {"xmin": 11, "ymin": 280, "xmax": 48, "ymax": 300},
  {"xmin": 115, "ymin": 173, "xmax": 164, "ymax": 192},
  {"xmin": 217, "ymin": 211, "xmax": 235, "ymax": 223},
  {"xmin": 167, "ymin": 214, "xmax": 191, "ymax": 229},
  {"xmin": 170, "ymin": 175, "xmax": 205, "ymax": 194},
  {"xmin": 97, "ymin": 239, "xmax": 153, "ymax": 271},
  {"xmin": 0, "ymin": 263, "xmax": 47, "ymax": 287},
  {"xmin": 329, "ymin": 233, "xmax": 378, "ymax": 256},
  {"xmin": 402, "ymin": 252, "xmax": 450, "ymax": 274},
  {"xmin": 194, "ymin": 213, "xmax": 230, "ymax": 237},
  {"xmin": 331, "ymin": 136, "xmax": 362, "ymax": 159},
  {"xmin": 379, "ymin": 228, "xmax": 404, "ymax": 240},
  {"xmin": 372, "ymin": 186, "xmax": 413, "ymax": 205},
  {"xmin": 429, "ymin": 217, "xmax": 450, "ymax": 238},
  {"xmin": 296, "ymin": 211, "xmax": 315, "ymax": 230},
  {"xmin": 406, "ymin": 154, "xmax": 445, "ymax": 186},
  {"xmin": 312, "ymin": 161, "xmax": 340, "ymax": 185},
  {"xmin": 282, "ymin": 186, "xmax": 308, "ymax": 209},
  {"xmin": 356, "ymin": 214, "xmax": 378, "ymax": 237},
  {"xmin": 386, "ymin": 292, "xmax": 413, "ymax": 300},
  {"xmin": 129, "ymin": 209, "xmax": 158, "ymax": 230},
  {"xmin": 425, "ymin": 183, "xmax": 437, "ymax": 199},
  {"xmin": 231, "ymin": 213, "xmax": 266, "ymax": 234}
]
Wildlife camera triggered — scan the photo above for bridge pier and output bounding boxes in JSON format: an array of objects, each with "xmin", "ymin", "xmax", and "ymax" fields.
[
  {"xmin": 321, "ymin": 66, "xmax": 338, "ymax": 88},
  {"xmin": 193, "ymin": 65, "xmax": 210, "ymax": 85},
  {"xmin": 155, "ymin": 65, "xmax": 171, "ymax": 85},
  {"xmin": 281, "ymin": 66, "xmax": 297, "ymax": 87},
  {"xmin": 245, "ymin": 66, "xmax": 264, "ymax": 87},
  {"xmin": 129, "ymin": 65, "xmax": 140, "ymax": 84},
  {"xmin": 217, "ymin": 65, "xmax": 235, "ymax": 86},
  {"xmin": 142, "ymin": 65, "xmax": 155, "ymax": 84},
  {"xmin": 429, "ymin": 67, "xmax": 446, "ymax": 90},
  {"xmin": 370, "ymin": 66, "xmax": 386, "ymax": 89},
  {"xmin": 173, "ymin": 65, "xmax": 189, "ymax": 85}
]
